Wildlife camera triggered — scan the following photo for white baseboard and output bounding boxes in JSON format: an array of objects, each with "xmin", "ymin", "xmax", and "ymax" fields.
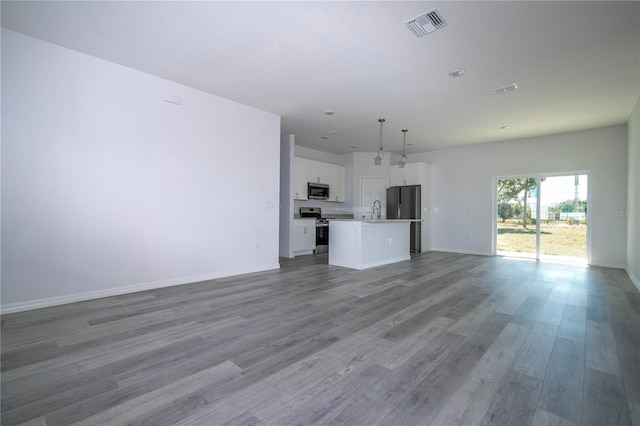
[
  {"xmin": 357, "ymin": 255, "xmax": 411, "ymax": 270},
  {"xmin": 627, "ymin": 267, "xmax": 640, "ymax": 292},
  {"xmin": 293, "ymin": 249, "xmax": 314, "ymax": 256},
  {"xmin": 588, "ymin": 261, "xmax": 626, "ymax": 269},
  {"xmin": 0, "ymin": 263, "xmax": 281, "ymax": 315},
  {"xmin": 430, "ymin": 247, "xmax": 492, "ymax": 256}
]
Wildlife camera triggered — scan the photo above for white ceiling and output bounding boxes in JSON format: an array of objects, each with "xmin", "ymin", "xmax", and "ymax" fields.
[{"xmin": 2, "ymin": 1, "xmax": 639, "ymax": 155}]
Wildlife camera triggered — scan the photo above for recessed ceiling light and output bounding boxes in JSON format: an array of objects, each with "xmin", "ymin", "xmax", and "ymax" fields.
[
  {"xmin": 448, "ymin": 68, "xmax": 465, "ymax": 77},
  {"xmin": 324, "ymin": 110, "xmax": 335, "ymax": 115},
  {"xmin": 501, "ymin": 125, "xmax": 511, "ymax": 130},
  {"xmin": 321, "ymin": 136, "xmax": 329, "ymax": 140},
  {"xmin": 493, "ymin": 83, "xmax": 518, "ymax": 94},
  {"xmin": 326, "ymin": 131, "xmax": 337, "ymax": 135},
  {"xmin": 407, "ymin": 143, "xmax": 414, "ymax": 146}
]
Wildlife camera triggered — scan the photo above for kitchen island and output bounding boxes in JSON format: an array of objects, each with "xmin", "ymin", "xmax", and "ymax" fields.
[{"xmin": 328, "ymin": 219, "xmax": 419, "ymax": 270}]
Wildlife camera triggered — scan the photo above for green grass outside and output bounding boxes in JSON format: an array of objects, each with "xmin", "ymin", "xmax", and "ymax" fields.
[{"xmin": 497, "ymin": 220, "xmax": 587, "ymax": 258}]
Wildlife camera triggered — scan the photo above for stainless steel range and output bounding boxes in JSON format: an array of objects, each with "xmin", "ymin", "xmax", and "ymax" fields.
[{"xmin": 299, "ymin": 207, "xmax": 328, "ymax": 253}]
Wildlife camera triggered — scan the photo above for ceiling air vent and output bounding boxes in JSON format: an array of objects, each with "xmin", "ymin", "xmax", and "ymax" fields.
[
  {"xmin": 493, "ymin": 83, "xmax": 519, "ymax": 94},
  {"xmin": 405, "ymin": 8, "xmax": 447, "ymax": 38}
]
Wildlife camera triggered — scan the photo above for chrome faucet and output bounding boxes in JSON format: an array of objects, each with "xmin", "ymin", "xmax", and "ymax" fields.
[{"xmin": 372, "ymin": 200, "xmax": 382, "ymax": 220}]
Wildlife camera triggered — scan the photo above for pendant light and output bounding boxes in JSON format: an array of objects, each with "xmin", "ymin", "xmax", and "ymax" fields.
[
  {"xmin": 399, "ymin": 129, "xmax": 408, "ymax": 168},
  {"xmin": 374, "ymin": 118, "xmax": 385, "ymax": 166}
]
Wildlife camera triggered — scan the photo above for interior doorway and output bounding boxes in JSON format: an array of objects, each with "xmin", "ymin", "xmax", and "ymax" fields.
[{"xmin": 495, "ymin": 174, "xmax": 588, "ymax": 263}]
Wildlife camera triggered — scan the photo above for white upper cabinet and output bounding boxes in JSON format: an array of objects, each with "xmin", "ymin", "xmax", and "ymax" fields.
[
  {"xmin": 293, "ymin": 157, "xmax": 346, "ymax": 203},
  {"xmin": 405, "ymin": 163, "xmax": 424, "ymax": 186},
  {"xmin": 306, "ymin": 160, "xmax": 328, "ymax": 184},
  {"xmin": 326, "ymin": 163, "xmax": 346, "ymax": 203},
  {"xmin": 389, "ymin": 165, "xmax": 406, "ymax": 187},
  {"xmin": 293, "ymin": 157, "xmax": 308, "ymax": 200},
  {"xmin": 389, "ymin": 162, "xmax": 428, "ymax": 186}
]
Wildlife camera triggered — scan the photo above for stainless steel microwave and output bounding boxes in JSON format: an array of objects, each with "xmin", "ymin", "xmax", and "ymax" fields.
[{"xmin": 308, "ymin": 182, "xmax": 329, "ymax": 200}]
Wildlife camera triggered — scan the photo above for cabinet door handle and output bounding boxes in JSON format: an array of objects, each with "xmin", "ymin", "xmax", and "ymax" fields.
[{"xmin": 304, "ymin": 228, "xmax": 307, "ymax": 234}]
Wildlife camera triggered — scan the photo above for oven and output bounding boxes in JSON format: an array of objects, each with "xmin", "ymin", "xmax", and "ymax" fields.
[
  {"xmin": 299, "ymin": 207, "xmax": 329, "ymax": 253},
  {"xmin": 315, "ymin": 219, "xmax": 329, "ymax": 253}
]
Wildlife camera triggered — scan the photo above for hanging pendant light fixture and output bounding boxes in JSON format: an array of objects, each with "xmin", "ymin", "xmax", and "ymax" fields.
[
  {"xmin": 374, "ymin": 118, "xmax": 385, "ymax": 166},
  {"xmin": 399, "ymin": 129, "xmax": 408, "ymax": 168}
]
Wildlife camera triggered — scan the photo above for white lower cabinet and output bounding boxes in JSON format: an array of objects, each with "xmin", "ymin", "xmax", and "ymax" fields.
[{"xmin": 293, "ymin": 219, "xmax": 316, "ymax": 254}]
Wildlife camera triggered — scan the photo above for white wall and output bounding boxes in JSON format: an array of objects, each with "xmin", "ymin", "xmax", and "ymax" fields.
[
  {"xmin": 294, "ymin": 146, "xmax": 346, "ymax": 166},
  {"xmin": 1, "ymin": 30, "xmax": 281, "ymax": 312},
  {"xmin": 628, "ymin": 97, "xmax": 640, "ymax": 289},
  {"xmin": 279, "ymin": 134, "xmax": 294, "ymax": 257},
  {"xmin": 412, "ymin": 125, "xmax": 628, "ymax": 267}
]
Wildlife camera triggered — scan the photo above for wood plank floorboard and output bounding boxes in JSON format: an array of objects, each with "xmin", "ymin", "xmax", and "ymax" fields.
[
  {"xmin": 538, "ymin": 336, "xmax": 585, "ymax": 424},
  {"xmin": 2, "ymin": 252, "xmax": 639, "ymax": 426},
  {"xmin": 480, "ymin": 370, "xmax": 542, "ymax": 426},
  {"xmin": 511, "ymin": 320, "xmax": 559, "ymax": 380},
  {"xmin": 583, "ymin": 367, "xmax": 632, "ymax": 426}
]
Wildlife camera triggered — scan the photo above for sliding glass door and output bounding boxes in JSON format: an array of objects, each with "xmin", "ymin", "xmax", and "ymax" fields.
[
  {"xmin": 496, "ymin": 174, "xmax": 588, "ymax": 263},
  {"xmin": 539, "ymin": 175, "xmax": 588, "ymax": 261},
  {"xmin": 496, "ymin": 177, "xmax": 538, "ymax": 259}
]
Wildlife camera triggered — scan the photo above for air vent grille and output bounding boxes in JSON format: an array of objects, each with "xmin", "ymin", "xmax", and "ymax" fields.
[
  {"xmin": 405, "ymin": 8, "xmax": 447, "ymax": 38},
  {"xmin": 493, "ymin": 83, "xmax": 519, "ymax": 94}
]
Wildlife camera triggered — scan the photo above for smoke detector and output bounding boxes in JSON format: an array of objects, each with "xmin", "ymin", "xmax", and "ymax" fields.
[
  {"xmin": 448, "ymin": 68, "xmax": 465, "ymax": 78},
  {"xmin": 405, "ymin": 9, "xmax": 447, "ymax": 37}
]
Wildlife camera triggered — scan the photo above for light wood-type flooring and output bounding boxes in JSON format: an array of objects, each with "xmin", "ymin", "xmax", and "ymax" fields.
[{"xmin": 1, "ymin": 252, "xmax": 639, "ymax": 426}]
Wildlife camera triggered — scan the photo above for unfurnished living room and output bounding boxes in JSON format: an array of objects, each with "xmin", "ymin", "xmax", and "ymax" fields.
[{"xmin": 1, "ymin": 2, "xmax": 639, "ymax": 425}]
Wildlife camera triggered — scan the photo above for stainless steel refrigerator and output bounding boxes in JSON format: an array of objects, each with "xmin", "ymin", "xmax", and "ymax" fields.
[{"xmin": 387, "ymin": 185, "xmax": 421, "ymax": 252}]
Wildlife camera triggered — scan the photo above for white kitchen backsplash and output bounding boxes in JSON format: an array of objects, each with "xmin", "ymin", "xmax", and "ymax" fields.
[{"xmin": 293, "ymin": 199, "xmax": 353, "ymax": 215}]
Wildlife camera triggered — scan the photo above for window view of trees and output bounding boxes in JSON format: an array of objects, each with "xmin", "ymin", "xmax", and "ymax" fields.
[
  {"xmin": 497, "ymin": 178, "xmax": 541, "ymax": 228},
  {"xmin": 496, "ymin": 175, "xmax": 588, "ymax": 259}
]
